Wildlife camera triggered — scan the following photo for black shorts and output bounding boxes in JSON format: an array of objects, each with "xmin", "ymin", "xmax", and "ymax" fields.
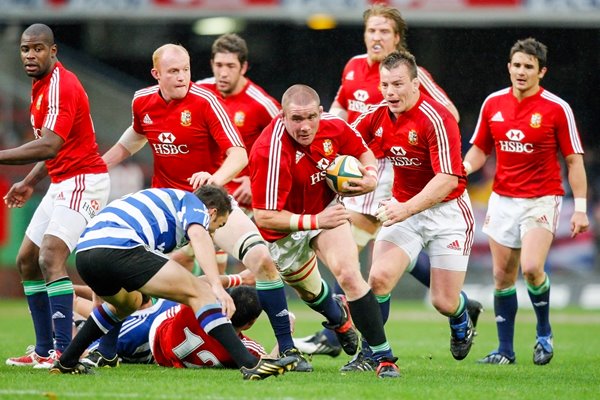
[{"xmin": 76, "ymin": 247, "xmax": 168, "ymax": 297}]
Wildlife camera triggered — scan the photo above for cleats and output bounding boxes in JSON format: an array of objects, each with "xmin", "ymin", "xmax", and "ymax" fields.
[
  {"xmin": 293, "ymin": 331, "xmax": 342, "ymax": 357},
  {"xmin": 533, "ymin": 335, "xmax": 554, "ymax": 365},
  {"xmin": 339, "ymin": 350, "xmax": 377, "ymax": 372},
  {"xmin": 477, "ymin": 351, "xmax": 516, "ymax": 365},
  {"xmin": 49, "ymin": 360, "xmax": 93, "ymax": 375},
  {"xmin": 322, "ymin": 295, "xmax": 358, "ymax": 356},
  {"xmin": 280, "ymin": 348, "xmax": 313, "ymax": 372},
  {"xmin": 450, "ymin": 317, "xmax": 474, "ymax": 360},
  {"xmin": 376, "ymin": 357, "xmax": 401, "ymax": 379},
  {"xmin": 81, "ymin": 350, "xmax": 120, "ymax": 368},
  {"xmin": 466, "ymin": 299, "xmax": 484, "ymax": 334},
  {"xmin": 6, "ymin": 345, "xmax": 48, "ymax": 367},
  {"xmin": 240, "ymin": 356, "xmax": 297, "ymax": 381},
  {"xmin": 6, "ymin": 346, "xmax": 60, "ymax": 369}
]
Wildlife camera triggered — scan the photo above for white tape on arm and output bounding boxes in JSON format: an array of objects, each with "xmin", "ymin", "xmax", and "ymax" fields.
[{"xmin": 118, "ymin": 126, "xmax": 147, "ymax": 155}]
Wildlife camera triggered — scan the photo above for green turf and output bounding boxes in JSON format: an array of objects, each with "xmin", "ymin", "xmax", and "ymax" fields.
[{"xmin": 0, "ymin": 299, "xmax": 599, "ymax": 399}]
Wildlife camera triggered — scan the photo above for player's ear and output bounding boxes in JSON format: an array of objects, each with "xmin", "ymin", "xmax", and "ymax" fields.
[{"xmin": 151, "ymin": 68, "xmax": 160, "ymax": 80}]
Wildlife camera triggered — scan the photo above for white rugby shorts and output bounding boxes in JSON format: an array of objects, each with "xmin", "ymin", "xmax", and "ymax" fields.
[
  {"xmin": 376, "ymin": 192, "xmax": 475, "ymax": 271},
  {"xmin": 482, "ymin": 192, "xmax": 562, "ymax": 248},
  {"xmin": 26, "ymin": 173, "xmax": 110, "ymax": 251},
  {"xmin": 343, "ymin": 157, "xmax": 393, "ymax": 216}
]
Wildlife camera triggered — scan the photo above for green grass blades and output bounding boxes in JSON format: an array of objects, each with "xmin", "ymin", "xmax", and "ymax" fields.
[{"xmin": 1, "ymin": 299, "xmax": 599, "ymax": 399}]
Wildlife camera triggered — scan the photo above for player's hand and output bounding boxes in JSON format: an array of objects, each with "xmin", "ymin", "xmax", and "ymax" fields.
[
  {"xmin": 316, "ymin": 203, "xmax": 351, "ymax": 229},
  {"xmin": 376, "ymin": 198, "xmax": 411, "ymax": 227},
  {"xmin": 188, "ymin": 171, "xmax": 215, "ymax": 189},
  {"xmin": 570, "ymin": 211, "xmax": 589, "ymax": 238},
  {"xmin": 238, "ymin": 269, "xmax": 256, "ymax": 286},
  {"xmin": 3, "ymin": 181, "xmax": 34, "ymax": 208},
  {"xmin": 339, "ymin": 164, "xmax": 377, "ymax": 197},
  {"xmin": 232, "ymin": 176, "xmax": 252, "ymax": 205},
  {"xmin": 212, "ymin": 284, "xmax": 236, "ymax": 319}
]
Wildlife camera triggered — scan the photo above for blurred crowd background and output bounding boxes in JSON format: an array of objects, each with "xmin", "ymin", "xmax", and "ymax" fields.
[{"xmin": 0, "ymin": 0, "xmax": 599, "ymax": 306}]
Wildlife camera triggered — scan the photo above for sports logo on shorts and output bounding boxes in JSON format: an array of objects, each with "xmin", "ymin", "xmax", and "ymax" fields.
[
  {"xmin": 180, "ymin": 110, "xmax": 192, "ymax": 127},
  {"xmin": 530, "ymin": 113, "xmax": 542, "ymax": 128},
  {"xmin": 234, "ymin": 111, "xmax": 245, "ymax": 127},
  {"xmin": 408, "ymin": 130, "xmax": 418, "ymax": 145},
  {"xmin": 322, "ymin": 139, "xmax": 334, "ymax": 156}
]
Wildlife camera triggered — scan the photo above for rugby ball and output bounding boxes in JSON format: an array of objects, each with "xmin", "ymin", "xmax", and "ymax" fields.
[{"xmin": 325, "ymin": 155, "xmax": 363, "ymax": 194}]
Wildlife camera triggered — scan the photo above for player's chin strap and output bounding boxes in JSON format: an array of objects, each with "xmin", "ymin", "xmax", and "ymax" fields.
[{"xmin": 233, "ymin": 232, "xmax": 268, "ymax": 262}]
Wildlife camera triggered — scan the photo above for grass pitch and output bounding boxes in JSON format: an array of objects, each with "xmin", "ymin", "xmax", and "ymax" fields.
[{"xmin": 0, "ymin": 299, "xmax": 599, "ymax": 399}]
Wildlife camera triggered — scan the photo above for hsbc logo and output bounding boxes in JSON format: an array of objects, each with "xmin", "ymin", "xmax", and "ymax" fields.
[
  {"xmin": 388, "ymin": 146, "xmax": 420, "ymax": 166},
  {"xmin": 506, "ymin": 129, "xmax": 524, "ymax": 141},
  {"xmin": 353, "ymin": 90, "xmax": 369, "ymax": 102},
  {"xmin": 390, "ymin": 146, "xmax": 406, "ymax": 156},
  {"xmin": 159, "ymin": 132, "xmax": 176, "ymax": 143},
  {"xmin": 316, "ymin": 158, "xmax": 330, "ymax": 171},
  {"xmin": 501, "ymin": 129, "xmax": 533, "ymax": 153},
  {"xmin": 152, "ymin": 132, "xmax": 190, "ymax": 155}
]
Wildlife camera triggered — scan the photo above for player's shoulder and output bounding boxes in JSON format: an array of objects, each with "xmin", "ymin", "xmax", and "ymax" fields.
[
  {"xmin": 483, "ymin": 87, "xmax": 512, "ymax": 103},
  {"xmin": 539, "ymin": 88, "xmax": 573, "ymax": 111},
  {"xmin": 133, "ymin": 85, "xmax": 160, "ymax": 100},
  {"xmin": 195, "ymin": 76, "xmax": 216, "ymax": 86}
]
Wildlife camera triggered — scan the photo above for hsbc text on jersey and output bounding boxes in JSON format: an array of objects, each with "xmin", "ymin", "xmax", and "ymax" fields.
[
  {"xmin": 387, "ymin": 156, "xmax": 422, "ymax": 167},
  {"xmin": 498, "ymin": 140, "xmax": 534, "ymax": 153},
  {"xmin": 151, "ymin": 143, "xmax": 190, "ymax": 155}
]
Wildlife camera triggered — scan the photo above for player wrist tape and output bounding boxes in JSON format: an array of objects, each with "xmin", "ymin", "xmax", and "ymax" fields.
[
  {"xmin": 289, "ymin": 214, "xmax": 319, "ymax": 231},
  {"xmin": 463, "ymin": 161, "xmax": 473, "ymax": 175},
  {"xmin": 226, "ymin": 274, "xmax": 243, "ymax": 288},
  {"xmin": 574, "ymin": 198, "xmax": 587, "ymax": 213},
  {"xmin": 365, "ymin": 165, "xmax": 378, "ymax": 181}
]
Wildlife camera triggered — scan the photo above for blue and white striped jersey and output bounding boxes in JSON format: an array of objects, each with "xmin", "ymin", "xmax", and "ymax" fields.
[
  {"xmin": 87, "ymin": 298, "xmax": 178, "ymax": 364},
  {"xmin": 77, "ymin": 188, "xmax": 210, "ymax": 254}
]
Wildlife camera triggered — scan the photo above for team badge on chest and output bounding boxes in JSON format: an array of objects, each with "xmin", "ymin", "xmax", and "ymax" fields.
[
  {"xmin": 322, "ymin": 139, "xmax": 334, "ymax": 156},
  {"xmin": 408, "ymin": 129, "xmax": 418, "ymax": 145},
  {"xmin": 180, "ymin": 110, "xmax": 192, "ymax": 127},
  {"xmin": 234, "ymin": 111, "xmax": 245, "ymax": 127},
  {"xmin": 36, "ymin": 94, "xmax": 43, "ymax": 110},
  {"xmin": 530, "ymin": 113, "xmax": 542, "ymax": 128}
]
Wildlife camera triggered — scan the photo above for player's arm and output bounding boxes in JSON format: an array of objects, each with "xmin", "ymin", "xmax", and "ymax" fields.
[
  {"xmin": 102, "ymin": 125, "xmax": 147, "ymax": 169},
  {"xmin": 377, "ymin": 173, "xmax": 457, "ymax": 227},
  {"xmin": 462, "ymin": 144, "xmax": 489, "ymax": 176},
  {"xmin": 564, "ymin": 153, "xmax": 589, "ymax": 237},
  {"xmin": 0, "ymin": 127, "xmax": 63, "ymax": 165},
  {"xmin": 188, "ymin": 146, "xmax": 247, "ymax": 189},
  {"xmin": 187, "ymin": 223, "xmax": 235, "ymax": 318},
  {"xmin": 254, "ymin": 204, "xmax": 351, "ymax": 232},
  {"xmin": 329, "ymin": 100, "xmax": 348, "ymax": 121}
]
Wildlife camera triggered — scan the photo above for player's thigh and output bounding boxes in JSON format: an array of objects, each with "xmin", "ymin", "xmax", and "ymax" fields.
[
  {"xmin": 213, "ymin": 207, "xmax": 259, "ymax": 255},
  {"xmin": 312, "ymin": 222, "xmax": 360, "ymax": 279},
  {"xmin": 140, "ymin": 260, "xmax": 212, "ymax": 305}
]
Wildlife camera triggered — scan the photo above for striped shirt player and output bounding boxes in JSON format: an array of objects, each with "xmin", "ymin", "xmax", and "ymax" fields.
[
  {"xmin": 5, "ymin": 23, "xmax": 110, "ymax": 369},
  {"xmin": 150, "ymin": 304, "xmax": 266, "ymax": 368},
  {"xmin": 77, "ymin": 188, "xmax": 212, "ymax": 254},
  {"xmin": 131, "ymin": 83, "xmax": 245, "ymax": 191},
  {"xmin": 87, "ymin": 299, "xmax": 178, "ymax": 364},
  {"xmin": 197, "ymin": 77, "xmax": 280, "ymax": 208}
]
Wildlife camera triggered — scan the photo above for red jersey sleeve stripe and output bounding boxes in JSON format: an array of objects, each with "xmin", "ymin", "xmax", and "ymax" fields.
[
  {"xmin": 541, "ymin": 90, "xmax": 584, "ymax": 154},
  {"xmin": 247, "ymin": 84, "xmax": 281, "ymax": 117},
  {"xmin": 265, "ymin": 121, "xmax": 286, "ymax": 210},
  {"xmin": 420, "ymin": 101, "xmax": 453, "ymax": 174},
  {"xmin": 44, "ymin": 68, "xmax": 60, "ymax": 131},
  {"xmin": 469, "ymin": 88, "xmax": 510, "ymax": 145},
  {"xmin": 417, "ymin": 67, "xmax": 451, "ymax": 106},
  {"xmin": 190, "ymin": 85, "xmax": 245, "ymax": 147}
]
